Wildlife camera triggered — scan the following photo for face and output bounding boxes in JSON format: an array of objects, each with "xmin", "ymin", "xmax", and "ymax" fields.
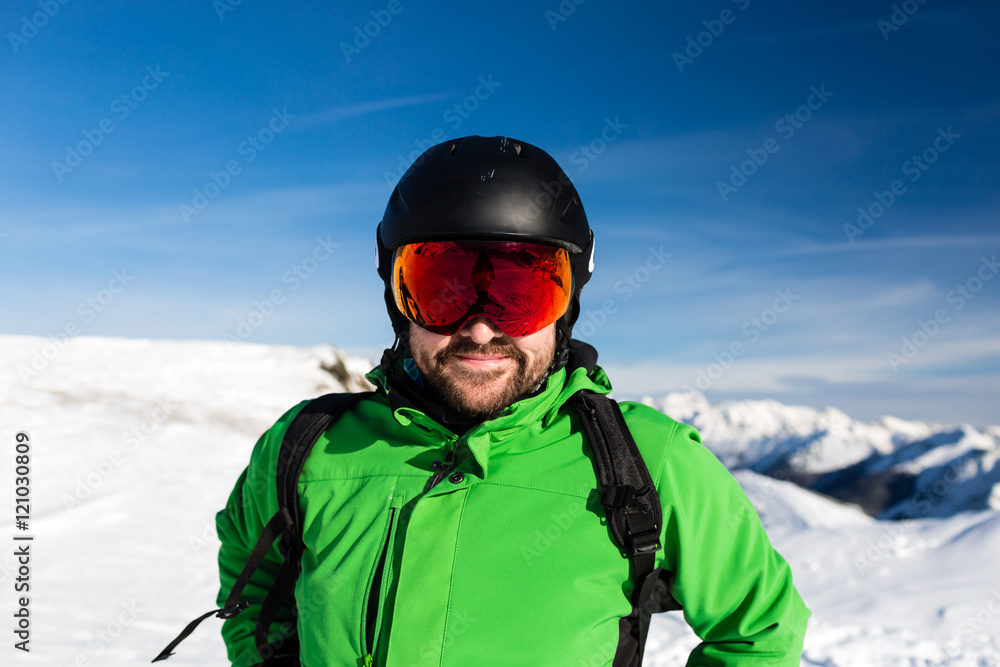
[{"xmin": 407, "ymin": 317, "xmax": 557, "ymax": 420}]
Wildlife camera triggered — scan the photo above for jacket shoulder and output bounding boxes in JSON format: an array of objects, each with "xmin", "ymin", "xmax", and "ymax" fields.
[
  {"xmin": 239, "ymin": 399, "xmax": 316, "ymax": 509},
  {"xmin": 247, "ymin": 392, "xmax": 387, "ymax": 488},
  {"xmin": 617, "ymin": 400, "xmax": 705, "ymax": 483}
]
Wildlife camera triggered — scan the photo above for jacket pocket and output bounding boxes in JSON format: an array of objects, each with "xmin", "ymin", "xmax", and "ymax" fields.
[{"xmin": 361, "ymin": 494, "xmax": 403, "ymax": 664}]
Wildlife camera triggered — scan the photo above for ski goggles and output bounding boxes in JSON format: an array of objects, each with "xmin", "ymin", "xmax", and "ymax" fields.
[{"xmin": 391, "ymin": 240, "xmax": 572, "ymax": 337}]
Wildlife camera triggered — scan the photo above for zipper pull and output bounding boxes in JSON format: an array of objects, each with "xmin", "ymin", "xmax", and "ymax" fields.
[
  {"xmin": 363, "ymin": 654, "xmax": 374, "ymax": 667},
  {"xmin": 427, "ymin": 447, "xmax": 457, "ymax": 489}
]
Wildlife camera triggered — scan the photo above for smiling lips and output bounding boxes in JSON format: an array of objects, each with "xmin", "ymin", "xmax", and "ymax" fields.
[{"xmin": 453, "ymin": 354, "xmax": 510, "ymax": 367}]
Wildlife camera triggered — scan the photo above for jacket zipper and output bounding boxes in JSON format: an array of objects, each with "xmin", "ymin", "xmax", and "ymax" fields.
[
  {"xmin": 363, "ymin": 507, "xmax": 397, "ymax": 664},
  {"xmin": 427, "ymin": 447, "xmax": 456, "ymax": 490}
]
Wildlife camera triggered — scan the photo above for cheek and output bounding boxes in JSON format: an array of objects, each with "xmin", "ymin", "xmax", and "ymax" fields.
[
  {"xmin": 408, "ymin": 326, "xmax": 452, "ymax": 368},
  {"xmin": 516, "ymin": 329, "xmax": 556, "ymax": 363}
]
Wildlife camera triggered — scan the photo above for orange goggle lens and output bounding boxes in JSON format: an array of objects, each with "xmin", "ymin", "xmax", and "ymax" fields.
[{"xmin": 391, "ymin": 241, "xmax": 572, "ymax": 337}]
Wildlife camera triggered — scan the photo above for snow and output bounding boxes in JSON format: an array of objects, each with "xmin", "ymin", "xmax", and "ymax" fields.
[
  {"xmin": 641, "ymin": 391, "xmax": 1000, "ymax": 520},
  {"xmin": 646, "ymin": 478, "xmax": 1000, "ymax": 666},
  {"xmin": 641, "ymin": 392, "xmax": 930, "ymax": 475},
  {"xmin": 2, "ymin": 335, "xmax": 998, "ymax": 666}
]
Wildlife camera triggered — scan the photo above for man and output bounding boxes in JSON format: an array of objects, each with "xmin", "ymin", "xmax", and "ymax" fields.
[{"xmin": 215, "ymin": 136, "xmax": 810, "ymax": 666}]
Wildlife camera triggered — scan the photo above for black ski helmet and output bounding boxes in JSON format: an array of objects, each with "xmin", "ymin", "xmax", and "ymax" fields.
[{"xmin": 376, "ymin": 135, "xmax": 595, "ymax": 370}]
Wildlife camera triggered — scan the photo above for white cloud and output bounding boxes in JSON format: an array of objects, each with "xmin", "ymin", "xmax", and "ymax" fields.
[{"xmin": 297, "ymin": 92, "xmax": 452, "ymax": 125}]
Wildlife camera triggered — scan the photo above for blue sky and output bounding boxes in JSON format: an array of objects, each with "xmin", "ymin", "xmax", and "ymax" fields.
[{"xmin": 2, "ymin": 0, "xmax": 998, "ymax": 425}]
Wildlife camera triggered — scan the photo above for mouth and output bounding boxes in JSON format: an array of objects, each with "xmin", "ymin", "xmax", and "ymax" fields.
[{"xmin": 451, "ymin": 354, "xmax": 512, "ymax": 368}]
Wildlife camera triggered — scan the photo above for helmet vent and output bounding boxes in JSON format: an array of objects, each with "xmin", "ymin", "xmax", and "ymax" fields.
[
  {"xmin": 449, "ymin": 142, "xmax": 460, "ymax": 157},
  {"xmin": 513, "ymin": 142, "xmax": 523, "ymax": 156},
  {"xmin": 562, "ymin": 197, "xmax": 579, "ymax": 218}
]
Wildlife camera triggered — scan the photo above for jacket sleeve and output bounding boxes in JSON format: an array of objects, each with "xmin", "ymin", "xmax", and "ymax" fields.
[
  {"xmin": 654, "ymin": 418, "xmax": 811, "ymax": 665},
  {"xmin": 216, "ymin": 411, "xmax": 303, "ymax": 667}
]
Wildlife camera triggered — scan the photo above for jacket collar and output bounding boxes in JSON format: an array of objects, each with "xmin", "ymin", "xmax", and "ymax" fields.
[{"xmin": 365, "ymin": 339, "xmax": 613, "ymax": 476}]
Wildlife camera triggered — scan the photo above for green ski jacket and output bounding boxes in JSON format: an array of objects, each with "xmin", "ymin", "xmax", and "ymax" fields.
[{"xmin": 217, "ymin": 357, "xmax": 810, "ymax": 666}]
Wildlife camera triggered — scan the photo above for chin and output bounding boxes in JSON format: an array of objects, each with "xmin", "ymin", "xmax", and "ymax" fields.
[{"xmin": 449, "ymin": 378, "xmax": 516, "ymax": 416}]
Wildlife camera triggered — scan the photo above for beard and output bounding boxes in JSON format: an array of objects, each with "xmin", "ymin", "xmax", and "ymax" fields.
[{"xmin": 409, "ymin": 330, "xmax": 556, "ymax": 421}]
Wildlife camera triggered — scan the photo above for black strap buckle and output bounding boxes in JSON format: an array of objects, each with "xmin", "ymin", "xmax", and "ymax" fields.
[
  {"xmin": 624, "ymin": 513, "xmax": 662, "ymax": 555},
  {"xmin": 628, "ymin": 529, "xmax": 662, "ymax": 555},
  {"xmin": 602, "ymin": 484, "xmax": 653, "ymax": 510},
  {"xmin": 217, "ymin": 601, "xmax": 250, "ymax": 619}
]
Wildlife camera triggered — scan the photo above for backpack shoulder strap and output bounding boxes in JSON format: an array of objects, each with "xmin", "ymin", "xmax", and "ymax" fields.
[
  {"xmin": 571, "ymin": 389, "xmax": 666, "ymax": 667},
  {"xmin": 275, "ymin": 391, "xmax": 374, "ymax": 559},
  {"xmin": 153, "ymin": 391, "xmax": 374, "ymax": 663},
  {"xmin": 253, "ymin": 391, "xmax": 374, "ymax": 660}
]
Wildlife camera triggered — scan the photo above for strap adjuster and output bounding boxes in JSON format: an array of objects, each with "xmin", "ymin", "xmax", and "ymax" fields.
[
  {"xmin": 602, "ymin": 484, "xmax": 653, "ymax": 510},
  {"xmin": 628, "ymin": 529, "xmax": 662, "ymax": 555},
  {"xmin": 624, "ymin": 513, "xmax": 661, "ymax": 555},
  {"xmin": 217, "ymin": 601, "xmax": 250, "ymax": 620}
]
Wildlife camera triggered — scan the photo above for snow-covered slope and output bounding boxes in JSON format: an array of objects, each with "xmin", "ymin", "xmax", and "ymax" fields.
[
  {"xmin": 647, "ymin": 473, "xmax": 1000, "ymax": 666},
  {"xmin": 1, "ymin": 335, "xmax": 374, "ymax": 666},
  {"xmin": 730, "ymin": 469, "xmax": 872, "ymax": 533},
  {"xmin": 2, "ymin": 335, "xmax": 998, "ymax": 666},
  {"xmin": 876, "ymin": 425, "xmax": 1000, "ymax": 519}
]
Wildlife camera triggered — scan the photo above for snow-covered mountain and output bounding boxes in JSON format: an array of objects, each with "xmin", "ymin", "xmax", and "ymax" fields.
[
  {"xmin": 643, "ymin": 391, "xmax": 1000, "ymax": 519},
  {"xmin": 2, "ymin": 335, "xmax": 998, "ymax": 666}
]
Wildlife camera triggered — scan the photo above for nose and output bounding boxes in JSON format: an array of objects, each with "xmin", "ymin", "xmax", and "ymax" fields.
[{"xmin": 460, "ymin": 316, "xmax": 505, "ymax": 345}]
